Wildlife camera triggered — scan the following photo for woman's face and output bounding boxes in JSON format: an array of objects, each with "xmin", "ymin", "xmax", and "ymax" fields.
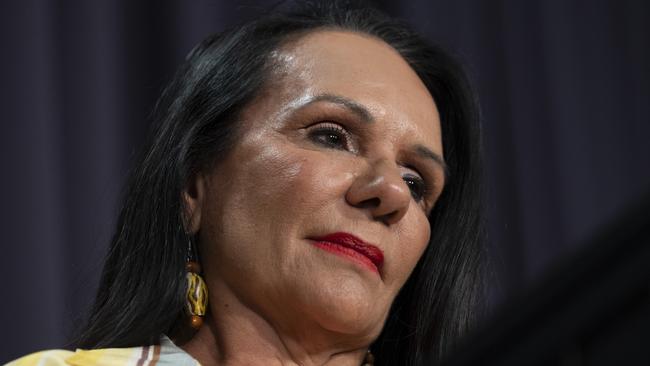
[{"xmin": 189, "ymin": 30, "xmax": 445, "ymax": 341}]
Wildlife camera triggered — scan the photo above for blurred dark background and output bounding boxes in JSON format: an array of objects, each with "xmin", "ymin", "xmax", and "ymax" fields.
[{"xmin": 1, "ymin": 0, "xmax": 649, "ymax": 363}]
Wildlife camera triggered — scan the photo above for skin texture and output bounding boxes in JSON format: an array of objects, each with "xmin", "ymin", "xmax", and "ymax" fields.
[{"xmin": 181, "ymin": 30, "xmax": 446, "ymax": 366}]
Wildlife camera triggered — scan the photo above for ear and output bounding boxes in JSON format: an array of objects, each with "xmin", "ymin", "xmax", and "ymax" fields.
[{"xmin": 182, "ymin": 172, "xmax": 206, "ymax": 234}]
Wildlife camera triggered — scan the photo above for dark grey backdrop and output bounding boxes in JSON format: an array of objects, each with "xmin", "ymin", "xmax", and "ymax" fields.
[{"xmin": 2, "ymin": 0, "xmax": 649, "ymax": 362}]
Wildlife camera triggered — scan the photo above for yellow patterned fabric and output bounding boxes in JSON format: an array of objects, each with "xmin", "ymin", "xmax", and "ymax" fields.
[{"xmin": 4, "ymin": 336, "xmax": 200, "ymax": 366}]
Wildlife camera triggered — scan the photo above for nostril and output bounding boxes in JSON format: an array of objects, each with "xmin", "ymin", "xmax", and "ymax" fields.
[
  {"xmin": 356, "ymin": 197, "xmax": 381, "ymax": 210},
  {"xmin": 376, "ymin": 212, "xmax": 391, "ymax": 224}
]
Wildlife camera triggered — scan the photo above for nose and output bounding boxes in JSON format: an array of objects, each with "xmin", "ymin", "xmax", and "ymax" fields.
[{"xmin": 345, "ymin": 159, "xmax": 411, "ymax": 225}]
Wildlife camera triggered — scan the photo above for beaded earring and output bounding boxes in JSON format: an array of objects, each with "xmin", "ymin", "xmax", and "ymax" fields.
[{"xmin": 186, "ymin": 238, "xmax": 208, "ymax": 329}]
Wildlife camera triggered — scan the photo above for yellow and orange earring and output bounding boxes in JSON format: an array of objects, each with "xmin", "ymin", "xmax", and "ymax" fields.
[{"xmin": 186, "ymin": 238, "xmax": 208, "ymax": 329}]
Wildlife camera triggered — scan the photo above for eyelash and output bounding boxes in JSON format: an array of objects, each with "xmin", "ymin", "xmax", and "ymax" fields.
[
  {"xmin": 307, "ymin": 122, "xmax": 432, "ymax": 205},
  {"xmin": 307, "ymin": 122, "xmax": 353, "ymax": 151},
  {"xmin": 403, "ymin": 174, "xmax": 429, "ymax": 203}
]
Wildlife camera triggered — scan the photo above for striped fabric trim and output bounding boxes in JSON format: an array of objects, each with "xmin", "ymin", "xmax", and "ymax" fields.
[
  {"xmin": 5, "ymin": 336, "xmax": 198, "ymax": 366},
  {"xmin": 135, "ymin": 345, "xmax": 160, "ymax": 366}
]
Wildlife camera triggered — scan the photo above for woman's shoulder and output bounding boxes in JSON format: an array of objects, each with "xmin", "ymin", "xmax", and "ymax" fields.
[
  {"xmin": 5, "ymin": 337, "xmax": 200, "ymax": 366},
  {"xmin": 6, "ymin": 346, "xmax": 143, "ymax": 366},
  {"xmin": 5, "ymin": 349, "xmax": 75, "ymax": 366}
]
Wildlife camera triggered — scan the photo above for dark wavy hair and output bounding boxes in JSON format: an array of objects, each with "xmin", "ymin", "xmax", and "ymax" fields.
[{"xmin": 75, "ymin": 1, "xmax": 485, "ymax": 365}]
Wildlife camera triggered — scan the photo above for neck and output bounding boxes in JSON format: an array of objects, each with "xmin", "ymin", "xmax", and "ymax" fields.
[{"xmin": 178, "ymin": 281, "xmax": 371, "ymax": 366}]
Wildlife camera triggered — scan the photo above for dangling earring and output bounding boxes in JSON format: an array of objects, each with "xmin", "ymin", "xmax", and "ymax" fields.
[
  {"xmin": 186, "ymin": 237, "xmax": 208, "ymax": 329},
  {"xmin": 362, "ymin": 349, "xmax": 375, "ymax": 366}
]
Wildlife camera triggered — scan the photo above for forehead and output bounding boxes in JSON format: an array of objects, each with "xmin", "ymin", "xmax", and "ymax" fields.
[{"xmin": 267, "ymin": 30, "xmax": 442, "ymax": 152}]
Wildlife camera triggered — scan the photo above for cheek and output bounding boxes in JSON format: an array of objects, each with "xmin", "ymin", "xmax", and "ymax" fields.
[
  {"xmin": 200, "ymin": 137, "xmax": 358, "ymax": 301},
  {"xmin": 233, "ymin": 138, "xmax": 352, "ymax": 217},
  {"xmin": 236, "ymin": 145, "xmax": 333, "ymax": 214},
  {"xmin": 199, "ymin": 141, "xmax": 312, "ymax": 290},
  {"xmin": 388, "ymin": 211, "xmax": 431, "ymax": 286},
  {"xmin": 203, "ymin": 138, "xmax": 350, "ymax": 256},
  {"xmin": 228, "ymin": 140, "xmax": 307, "ymax": 207}
]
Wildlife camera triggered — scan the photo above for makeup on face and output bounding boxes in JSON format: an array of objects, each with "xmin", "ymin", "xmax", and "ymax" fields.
[
  {"xmin": 196, "ymin": 31, "xmax": 441, "ymax": 339},
  {"xmin": 309, "ymin": 232, "xmax": 384, "ymax": 275}
]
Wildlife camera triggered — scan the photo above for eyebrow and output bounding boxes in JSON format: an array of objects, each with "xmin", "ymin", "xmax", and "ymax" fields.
[
  {"xmin": 413, "ymin": 144, "xmax": 448, "ymax": 177},
  {"xmin": 299, "ymin": 93, "xmax": 375, "ymax": 124},
  {"xmin": 297, "ymin": 93, "xmax": 448, "ymax": 174}
]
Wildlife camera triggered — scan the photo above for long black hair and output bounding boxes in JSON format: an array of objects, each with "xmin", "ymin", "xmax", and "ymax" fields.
[{"xmin": 76, "ymin": 1, "xmax": 485, "ymax": 364}]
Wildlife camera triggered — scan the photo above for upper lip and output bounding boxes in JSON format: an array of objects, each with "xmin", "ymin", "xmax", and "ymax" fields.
[{"xmin": 309, "ymin": 232, "xmax": 384, "ymax": 271}]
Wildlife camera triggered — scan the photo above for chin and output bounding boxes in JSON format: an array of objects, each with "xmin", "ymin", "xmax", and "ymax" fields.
[{"xmin": 299, "ymin": 276, "xmax": 388, "ymax": 337}]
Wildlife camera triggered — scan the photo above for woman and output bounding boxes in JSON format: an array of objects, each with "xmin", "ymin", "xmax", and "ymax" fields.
[{"xmin": 8, "ymin": 1, "xmax": 484, "ymax": 365}]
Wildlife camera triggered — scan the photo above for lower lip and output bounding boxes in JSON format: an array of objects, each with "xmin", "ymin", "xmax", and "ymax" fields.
[{"xmin": 312, "ymin": 241, "xmax": 379, "ymax": 274}]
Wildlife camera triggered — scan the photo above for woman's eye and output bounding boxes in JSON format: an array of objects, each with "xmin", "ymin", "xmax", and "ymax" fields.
[
  {"xmin": 307, "ymin": 122, "xmax": 352, "ymax": 151},
  {"xmin": 403, "ymin": 174, "xmax": 427, "ymax": 203}
]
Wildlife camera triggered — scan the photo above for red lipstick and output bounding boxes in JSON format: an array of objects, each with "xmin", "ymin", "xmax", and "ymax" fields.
[{"xmin": 310, "ymin": 232, "xmax": 384, "ymax": 274}]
